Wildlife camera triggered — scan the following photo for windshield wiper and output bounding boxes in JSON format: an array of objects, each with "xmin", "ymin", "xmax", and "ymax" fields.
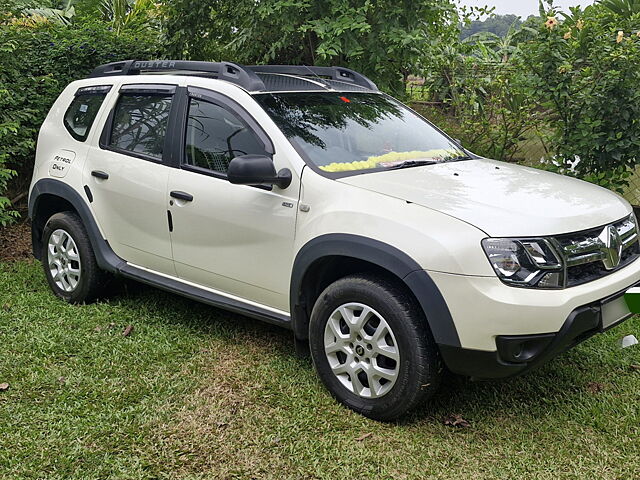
[
  {"xmin": 386, "ymin": 160, "xmax": 439, "ymax": 170},
  {"xmin": 385, "ymin": 155, "xmax": 473, "ymax": 171}
]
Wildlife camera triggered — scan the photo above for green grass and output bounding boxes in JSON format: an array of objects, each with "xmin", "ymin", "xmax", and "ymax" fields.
[{"xmin": 1, "ymin": 260, "xmax": 639, "ymax": 479}]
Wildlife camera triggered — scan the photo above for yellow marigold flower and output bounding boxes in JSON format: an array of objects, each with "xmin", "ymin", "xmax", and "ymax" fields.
[
  {"xmin": 617, "ymin": 30, "xmax": 624, "ymax": 43},
  {"xmin": 564, "ymin": 31, "xmax": 572, "ymax": 40},
  {"xmin": 545, "ymin": 17, "xmax": 558, "ymax": 30},
  {"xmin": 576, "ymin": 19, "xmax": 584, "ymax": 30}
]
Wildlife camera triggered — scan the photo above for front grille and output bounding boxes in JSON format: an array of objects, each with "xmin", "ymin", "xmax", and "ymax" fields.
[{"xmin": 552, "ymin": 216, "xmax": 640, "ymax": 287}]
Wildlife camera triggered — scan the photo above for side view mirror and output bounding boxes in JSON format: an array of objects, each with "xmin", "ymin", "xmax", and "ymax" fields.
[{"xmin": 227, "ymin": 155, "xmax": 292, "ymax": 190}]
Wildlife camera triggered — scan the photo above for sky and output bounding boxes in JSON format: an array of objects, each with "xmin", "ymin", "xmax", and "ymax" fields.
[{"xmin": 457, "ymin": 0, "xmax": 596, "ymax": 18}]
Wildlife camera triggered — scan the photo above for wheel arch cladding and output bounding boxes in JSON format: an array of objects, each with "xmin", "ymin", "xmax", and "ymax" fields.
[
  {"xmin": 290, "ymin": 234, "xmax": 461, "ymax": 347},
  {"xmin": 28, "ymin": 178, "xmax": 125, "ymax": 272}
]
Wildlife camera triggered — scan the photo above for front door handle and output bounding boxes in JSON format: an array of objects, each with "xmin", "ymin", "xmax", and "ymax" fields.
[
  {"xmin": 91, "ymin": 170, "xmax": 109, "ymax": 180},
  {"xmin": 170, "ymin": 191, "xmax": 194, "ymax": 202}
]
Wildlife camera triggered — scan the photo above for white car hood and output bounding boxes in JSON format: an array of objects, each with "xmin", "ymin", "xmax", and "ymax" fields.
[{"xmin": 338, "ymin": 159, "xmax": 631, "ymax": 237}]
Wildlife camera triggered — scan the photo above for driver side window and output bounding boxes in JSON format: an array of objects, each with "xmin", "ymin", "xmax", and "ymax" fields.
[{"xmin": 184, "ymin": 98, "xmax": 268, "ymax": 175}]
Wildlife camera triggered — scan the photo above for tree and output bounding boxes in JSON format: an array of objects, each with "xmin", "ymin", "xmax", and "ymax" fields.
[
  {"xmin": 162, "ymin": 0, "xmax": 459, "ymax": 95},
  {"xmin": 460, "ymin": 14, "xmax": 524, "ymax": 39}
]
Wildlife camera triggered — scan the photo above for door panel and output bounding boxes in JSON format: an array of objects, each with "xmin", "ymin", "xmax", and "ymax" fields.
[
  {"xmin": 168, "ymin": 172, "xmax": 297, "ymax": 310},
  {"xmin": 82, "ymin": 88, "xmax": 176, "ymax": 275},
  {"xmin": 167, "ymin": 92, "xmax": 298, "ymax": 311},
  {"xmin": 84, "ymin": 151, "xmax": 173, "ymax": 274}
]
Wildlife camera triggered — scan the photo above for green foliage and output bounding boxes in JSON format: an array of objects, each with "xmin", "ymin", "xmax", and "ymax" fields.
[
  {"xmin": 598, "ymin": 0, "xmax": 640, "ymax": 18},
  {"xmin": 413, "ymin": 21, "xmax": 541, "ymax": 162},
  {"xmin": 460, "ymin": 14, "xmax": 525, "ymax": 40},
  {"xmin": 0, "ymin": 121, "xmax": 19, "ymax": 227},
  {"xmin": 100, "ymin": 0, "xmax": 158, "ymax": 35},
  {"xmin": 162, "ymin": 0, "xmax": 459, "ymax": 95},
  {"xmin": 520, "ymin": 2, "xmax": 640, "ymax": 193},
  {"xmin": 23, "ymin": 0, "xmax": 75, "ymax": 24}
]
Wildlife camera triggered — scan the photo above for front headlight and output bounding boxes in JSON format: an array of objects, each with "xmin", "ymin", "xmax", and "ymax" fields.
[{"xmin": 481, "ymin": 238, "xmax": 563, "ymax": 288}]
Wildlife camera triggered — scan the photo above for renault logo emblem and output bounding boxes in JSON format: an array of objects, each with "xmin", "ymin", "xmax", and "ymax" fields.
[{"xmin": 598, "ymin": 224, "xmax": 623, "ymax": 270}]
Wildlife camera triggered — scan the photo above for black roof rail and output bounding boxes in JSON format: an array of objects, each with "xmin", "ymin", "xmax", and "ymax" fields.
[
  {"xmin": 246, "ymin": 65, "xmax": 378, "ymax": 91},
  {"xmin": 88, "ymin": 60, "xmax": 266, "ymax": 91},
  {"xmin": 87, "ymin": 60, "xmax": 378, "ymax": 92}
]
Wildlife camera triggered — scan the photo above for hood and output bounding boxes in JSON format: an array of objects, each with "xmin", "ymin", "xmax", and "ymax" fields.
[{"xmin": 338, "ymin": 159, "xmax": 631, "ymax": 237}]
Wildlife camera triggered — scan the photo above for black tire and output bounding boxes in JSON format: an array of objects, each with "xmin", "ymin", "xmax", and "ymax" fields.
[
  {"xmin": 41, "ymin": 211, "xmax": 108, "ymax": 303},
  {"xmin": 309, "ymin": 273, "xmax": 443, "ymax": 421}
]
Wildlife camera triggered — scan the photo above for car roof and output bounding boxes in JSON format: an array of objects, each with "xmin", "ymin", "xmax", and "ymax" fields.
[{"xmin": 87, "ymin": 60, "xmax": 378, "ymax": 94}]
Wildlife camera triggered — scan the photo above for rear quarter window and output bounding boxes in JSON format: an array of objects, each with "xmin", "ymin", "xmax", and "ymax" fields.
[{"xmin": 63, "ymin": 86, "xmax": 111, "ymax": 142}]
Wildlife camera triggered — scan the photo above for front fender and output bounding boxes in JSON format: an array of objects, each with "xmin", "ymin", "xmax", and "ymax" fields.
[{"xmin": 290, "ymin": 234, "xmax": 461, "ymax": 348}]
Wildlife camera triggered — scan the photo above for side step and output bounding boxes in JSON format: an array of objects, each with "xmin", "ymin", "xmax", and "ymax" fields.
[{"xmin": 118, "ymin": 264, "xmax": 291, "ymax": 329}]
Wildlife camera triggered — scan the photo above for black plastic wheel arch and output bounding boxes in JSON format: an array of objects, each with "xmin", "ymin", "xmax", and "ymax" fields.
[
  {"xmin": 290, "ymin": 234, "xmax": 461, "ymax": 348},
  {"xmin": 29, "ymin": 178, "xmax": 126, "ymax": 272}
]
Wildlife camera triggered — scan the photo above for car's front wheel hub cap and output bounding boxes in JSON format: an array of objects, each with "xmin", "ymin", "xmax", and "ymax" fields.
[
  {"xmin": 323, "ymin": 302, "xmax": 400, "ymax": 398},
  {"xmin": 47, "ymin": 228, "xmax": 81, "ymax": 293}
]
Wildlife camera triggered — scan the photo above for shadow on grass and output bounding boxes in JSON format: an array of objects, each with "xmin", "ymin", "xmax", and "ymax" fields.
[{"xmin": 113, "ymin": 281, "xmax": 607, "ymax": 425}]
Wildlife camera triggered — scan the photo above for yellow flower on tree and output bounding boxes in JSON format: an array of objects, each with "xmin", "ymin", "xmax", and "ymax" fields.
[
  {"xmin": 576, "ymin": 19, "xmax": 584, "ymax": 30},
  {"xmin": 564, "ymin": 31, "xmax": 572, "ymax": 40},
  {"xmin": 617, "ymin": 30, "xmax": 624, "ymax": 43},
  {"xmin": 545, "ymin": 17, "xmax": 558, "ymax": 30}
]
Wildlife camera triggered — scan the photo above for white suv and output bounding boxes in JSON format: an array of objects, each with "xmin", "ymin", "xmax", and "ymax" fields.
[{"xmin": 29, "ymin": 60, "xmax": 640, "ymax": 420}]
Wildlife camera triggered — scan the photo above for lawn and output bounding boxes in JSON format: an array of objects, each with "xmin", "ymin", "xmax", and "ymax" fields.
[{"xmin": 1, "ymin": 259, "xmax": 639, "ymax": 479}]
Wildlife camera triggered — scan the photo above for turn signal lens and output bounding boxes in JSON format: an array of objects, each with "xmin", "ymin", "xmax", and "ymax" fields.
[{"xmin": 537, "ymin": 272, "xmax": 563, "ymax": 288}]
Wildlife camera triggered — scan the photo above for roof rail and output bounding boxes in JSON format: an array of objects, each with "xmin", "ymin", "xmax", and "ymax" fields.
[
  {"xmin": 88, "ymin": 60, "xmax": 266, "ymax": 91},
  {"xmin": 87, "ymin": 60, "xmax": 378, "ymax": 92},
  {"xmin": 246, "ymin": 65, "xmax": 378, "ymax": 91}
]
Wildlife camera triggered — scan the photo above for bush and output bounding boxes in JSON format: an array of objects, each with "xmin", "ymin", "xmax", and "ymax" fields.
[
  {"xmin": 0, "ymin": 15, "xmax": 162, "ymax": 223},
  {"xmin": 0, "ymin": 120, "xmax": 18, "ymax": 227},
  {"xmin": 520, "ymin": 3, "xmax": 640, "ymax": 193}
]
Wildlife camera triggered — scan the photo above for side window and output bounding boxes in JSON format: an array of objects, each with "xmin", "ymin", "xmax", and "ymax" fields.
[
  {"xmin": 63, "ymin": 86, "xmax": 111, "ymax": 142},
  {"xmin": 109, "ymin": 94, "xmax": 173, "ymax": 159},
  {"xmin": 184, "ymin": 98, "xmax": 269, "ymax": 174}
]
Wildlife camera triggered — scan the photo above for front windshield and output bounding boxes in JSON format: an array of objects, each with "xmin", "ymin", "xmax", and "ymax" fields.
[{"xmin": 255, "ymin": 92, "xmax": 467, "ymax": 174}]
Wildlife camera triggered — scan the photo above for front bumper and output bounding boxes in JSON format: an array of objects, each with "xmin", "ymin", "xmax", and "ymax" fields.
[
  {"xmin": 440, "ymin": 298, "xmax": 633, "ymax": 379},
  {"xmin": 429, "ymin": 257, "xmax": 640, "ymax": 379}
]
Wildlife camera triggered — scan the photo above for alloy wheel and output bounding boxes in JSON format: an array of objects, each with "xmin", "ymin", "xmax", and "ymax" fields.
[
  {"xmin": 47, "ymin": 228, "xmax": 82, "ymax": 292},
  {"xmin": 323, "ymin": 302, "xmax": 400, "ymax": 398}
]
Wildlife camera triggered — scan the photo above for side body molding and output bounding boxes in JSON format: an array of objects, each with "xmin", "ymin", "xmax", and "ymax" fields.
[
  {"xmin": 290, "ymin": 234, "xmax": 461, "ymax": 347},
  {"xmin": 29, "ymin": 178, "xmax": 126, "ymax": 272}
]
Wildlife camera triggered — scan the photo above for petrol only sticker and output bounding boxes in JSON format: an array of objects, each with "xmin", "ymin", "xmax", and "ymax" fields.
[
  {"xmin": 49, "ymin": 150, "xmax": 76, "ymax": 178},
  {"xmin": 623, "ymin": 287, "xmax": 640, "ymax": 313}
]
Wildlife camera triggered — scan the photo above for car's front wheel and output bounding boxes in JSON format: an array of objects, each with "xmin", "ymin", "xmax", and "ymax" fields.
[
  {"xmin": 41, "ymin": 212, "xmax": 107, "ymax": 303},
  {"xmin": 309, "ymin": 273, "xmax": 443, "ymax": 421}
]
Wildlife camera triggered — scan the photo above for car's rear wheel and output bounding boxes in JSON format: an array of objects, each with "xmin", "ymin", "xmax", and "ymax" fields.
[
  {"xmin": 309, "ymin": 273, "xmax": 443, "ymax": 421},
  {"xmin": 41, "ymin": 212, "xmax": 108, "ymax": 303}
]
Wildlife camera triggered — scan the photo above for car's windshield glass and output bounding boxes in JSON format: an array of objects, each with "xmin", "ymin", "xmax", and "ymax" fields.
[{"xmin": 254, "ymin": 92, "xmax": 467, "ymax": 174}]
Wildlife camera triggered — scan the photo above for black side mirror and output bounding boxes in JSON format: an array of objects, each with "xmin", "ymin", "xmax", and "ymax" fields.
[{"xmin": 227, "ymin": 155, "xmax": 292, "ymax": 189}]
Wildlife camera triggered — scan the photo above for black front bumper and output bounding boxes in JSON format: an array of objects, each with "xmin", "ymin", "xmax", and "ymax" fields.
[{"xmin": 440, "ymin": 291, "xmax": 634, "ymax": 380}]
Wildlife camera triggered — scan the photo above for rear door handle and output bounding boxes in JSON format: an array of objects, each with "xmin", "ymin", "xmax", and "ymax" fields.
[
  {"xmin": 170, "ymin": 191, "xmax": 194, "ymax": 202},
  {"xmin": 91, "ymin": 170, "xmax": 109, "ymax": 180}
]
